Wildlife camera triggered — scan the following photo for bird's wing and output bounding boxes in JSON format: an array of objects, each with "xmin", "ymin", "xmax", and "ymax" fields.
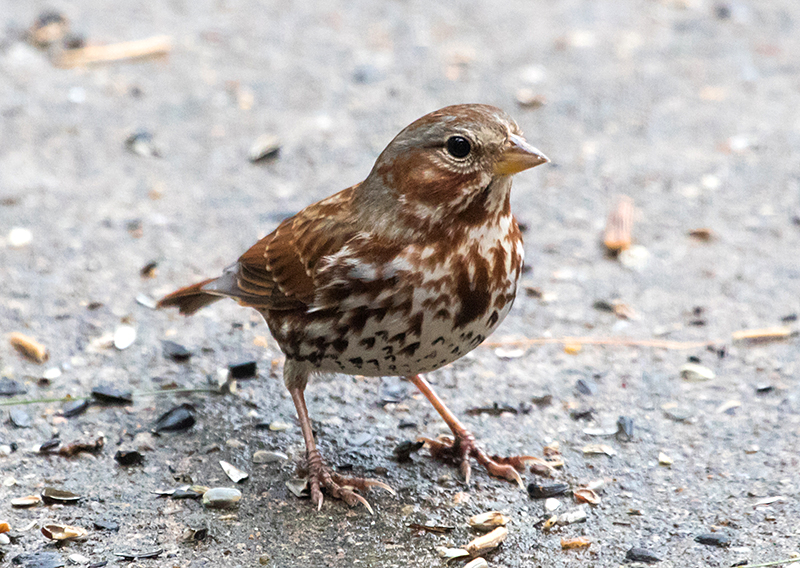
[{"xmin": 206, "ymin": 184, "xmax": 362, "ymax": 311}]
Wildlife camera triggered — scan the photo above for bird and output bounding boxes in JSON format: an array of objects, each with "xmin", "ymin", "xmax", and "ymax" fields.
[{"xmin": 158, "ymin": 104, "xmax": 549, "ymax": 513}]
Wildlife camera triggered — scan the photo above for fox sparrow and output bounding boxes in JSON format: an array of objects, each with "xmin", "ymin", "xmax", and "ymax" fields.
[{"xmin": 158, "ymin": 104, "xmax": 548, "ymax": 513}]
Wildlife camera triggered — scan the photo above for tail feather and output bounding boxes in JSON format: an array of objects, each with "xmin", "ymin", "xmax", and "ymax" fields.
[{"xmin": 157, "ymin": 278, "xmax": 223, "ymax": 315}]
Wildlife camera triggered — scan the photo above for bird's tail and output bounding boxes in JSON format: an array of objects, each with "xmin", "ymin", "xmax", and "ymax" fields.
[{"xmin": 157, "ymin": 278, "xmax": 223, "ymax": 315}]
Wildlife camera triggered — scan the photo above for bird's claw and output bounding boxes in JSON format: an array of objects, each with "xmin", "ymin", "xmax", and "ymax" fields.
[
  {"xmin": 419, "ymin": 434, "xmax": 533, "ymax": 489},
  {"xmin": 301, "ymin": 452, "xmax": 394, "ymax": 514}
]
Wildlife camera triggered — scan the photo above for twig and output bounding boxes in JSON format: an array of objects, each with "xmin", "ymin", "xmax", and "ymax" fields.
[
  {"xmin": 482, "ymin": 337, "xmax": 715, "ymax": 350},
  {"xmin": 54, "ymin": 35, "xmax": 172, "ymax": 68},
  {"xmin": 0, "ymin": 387, "xmax": 220, "ymax": 407}
]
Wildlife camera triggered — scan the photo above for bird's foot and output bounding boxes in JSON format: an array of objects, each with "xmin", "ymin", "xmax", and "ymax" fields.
[
  {"xmin": 419, "ymin": 432, "xmax": 534, "ymax": 489},
  {"xmin": 298, "ymin": 450, "xmax": 395, "ymax": 514}
]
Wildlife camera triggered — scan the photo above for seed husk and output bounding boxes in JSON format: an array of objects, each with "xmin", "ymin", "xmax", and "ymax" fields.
[
  {"xmin": 41, "ymin": 487, "xmax": 81, "ymax": 504},
  {"xmin": 465, "ymin": 526, "xmax": 508, "ymax": 556},
  {"xmin": 469, "ymin": 511, "xmax": 510, "ymax": 531},
  {"xmin": 41, "ymin": 523, "xmax": 88, "ymax": 540},
  {"xmin": 11, "ymin": 494, "xmax": 42, "ymax": 507},
  {"xmin": 220, "ymin": 460, "xmax": 249, "ymax": 483},
  {"xmin": 603, "ymin": 195, "xmax": 634, "ymax": 252},
  {"xmin": 201, "ymin": 487, "xmax": 242, "ymax": 508}
]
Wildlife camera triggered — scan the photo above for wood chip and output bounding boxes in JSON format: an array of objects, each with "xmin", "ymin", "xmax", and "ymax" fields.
[
  {"xmin": 9, "ymin": 332, "xmax": 49, "ymax": 363},
  {"xmin": 732, "ymin": 326, "xmax": 794, "ymax": 343},
  {"xmin": 603, "ymin": 195, "xmax": 634, "ymax": 252},
  {"xmin": 582, "ymin": 444, "xmax": 616, "ymax": 457},
  {"xmin": 55, "ymin": 35, "xmax": 172, "ymax": 68},
  {"xmin": 561, "ymin": 536, "xmax": 592, "ymax": 549}
]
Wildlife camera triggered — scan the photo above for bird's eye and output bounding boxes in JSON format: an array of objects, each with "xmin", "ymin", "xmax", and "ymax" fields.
[{"xmin": 445, "ymin": 136, "xmax": 471, "ymax": 159}]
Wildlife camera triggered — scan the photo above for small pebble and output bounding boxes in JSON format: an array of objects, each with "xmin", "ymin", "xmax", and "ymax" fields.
[
  {"xmin": 658, "ymin": 452, "xmax": 673, "ymax": 466},
  {"xmin": 680, "ymin": 363, "xmax": 715, "ymax": 381},
  {"xmin": 8, "ymin": 551, "xmax": 65, "ymax": 568},
  {"xmin": 125, "ymin": 130, "xmax": 161, "ymax": 157},
  {"xmin": 616, "ymin": 416, "xmax": 634, "ymax": 441},
  {"xmin": 9, "ymin": 408, "xmax": 32, "ymax": 428},
  {"xmin": 42, "ymin": 367, "xmax": 62, "ymax": 380},
  {"xmin": 68, "ymin": 553, "xmax": 90, "ymax": 565},
  {"xmin": 393, "ymin": 440, "xmax": 424, "ymax": 462},
  {"xmin": 268, "ymin": 420, "xmax": 291, "ymax": 432},
  {"xmin": 93, "ymin": 518, "xmax": 120, "ymax": 531},
  {"xmin": 248, "ymin": 134, "xmax": 281, "ymax": 162},
  {"xmin": 252, "ymin": 450, "xmax": 288, "ymax": 464},
  {"xmin": 0, "ymin": 377, "xmax": 27, "ymax": 396},
  {"xmin": 162, "ymin": 340, "xmax": 192, "ymax": 362},
  {"xmin": 285, "ymin": 478, "xmax": 310, "ymax": 498},
  {"xmin": 544, "ymin": 497, "xmax": 561, "ymax": 512},
  {"xmin": 575, "ymin": 378, "xmax": 597, "ymax": 395},
  {"xmin": 135, "ymin": 293, "xmax": 158, "ymax": 309},
  {"xmin": 201, "ymin": 487, "xmax": 242, "ymax": 509}
]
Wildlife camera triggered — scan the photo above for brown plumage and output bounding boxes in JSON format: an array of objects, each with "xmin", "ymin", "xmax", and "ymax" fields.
[{"xmin": 158, "ymin": 104, "xmax": 548, "ymax": 513}]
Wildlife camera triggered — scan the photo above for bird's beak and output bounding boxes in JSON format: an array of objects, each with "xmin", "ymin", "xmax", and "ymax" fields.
[{"xmin": 494, "ymin": 133, "xmax": 549, "ymax": 176}]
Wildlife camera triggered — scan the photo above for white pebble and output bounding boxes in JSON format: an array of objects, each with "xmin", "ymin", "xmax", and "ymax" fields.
[
  {"xmin": 114, "ymin": 324, "xmax": 137, "ymax": 350},
  {"xmin": 8, "ymin": 227, "xmax": 33, "ymax": 247}
]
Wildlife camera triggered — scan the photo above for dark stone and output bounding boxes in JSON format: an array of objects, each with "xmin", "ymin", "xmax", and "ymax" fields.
[
  {"xmin": 0, "ymin": 378, "xmax": 26, "ymax": 397},
  {"xmin": 11, "ymin": 551, "xmax": 65, "ymax": 568},
  {"xmin": 162, "ymin": 340, "xmax": 192, "ymax": 362},
  {"xmin": 114, "ymin": 450, "xmax": 144, "ymax": 466},
  {"xmin": 9, "ymin": 408, "xmax": 31, "ymax": 428},
  {"xmin": 695, "ymin": 533, "xmax": 731, "ymax": 547},
  {"xmin": 616, "ymin": 416, "xmax": 634, "ymax": 441},
  {"xmin": 625, "ymin": 547, "xmax": 662, "ymax": 563},
  {"xmin": 393, "ymin": 440, "xmax": 424, "ymax": 462},
  {"xmin": 91, "ymin": 384, "xmax": 133, "ymax": 405},
  {"xmin": 93, "ymin": 518, "xmax": 120, "ymax": 532},
  {"xmin": 576, "ymin": 378, "xmax": 597, "ymax": 395}
]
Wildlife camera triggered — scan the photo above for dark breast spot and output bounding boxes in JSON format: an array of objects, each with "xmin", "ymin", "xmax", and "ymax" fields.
[
  {"xmin": 453, "ymin": 254, "xmax": 491, "ymax": 329},
  {"xmin": 360, "ymin": 337, "xmax": 376, "ymax": 349},
  {"xmin": 398, "ymin": 342, "xmax": 421, "ymax": 357},
  {"xmin": 487, "ymin": 310, "xmax": 499, "ymax": 327}
]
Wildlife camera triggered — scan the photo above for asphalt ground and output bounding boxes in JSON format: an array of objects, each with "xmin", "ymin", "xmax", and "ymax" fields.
[{"xmin": 1, "ymin": 1, "xmax": 799, "ymax": 567}]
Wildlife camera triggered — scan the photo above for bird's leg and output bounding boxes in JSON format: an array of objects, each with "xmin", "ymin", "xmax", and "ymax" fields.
[
  {"xmin": 409, "ymin": 374, "xmax": 533, "ymax": 489},
  {"xmin": 288, "ymin": 386, "xmax": 394, "ymax": 514}
]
